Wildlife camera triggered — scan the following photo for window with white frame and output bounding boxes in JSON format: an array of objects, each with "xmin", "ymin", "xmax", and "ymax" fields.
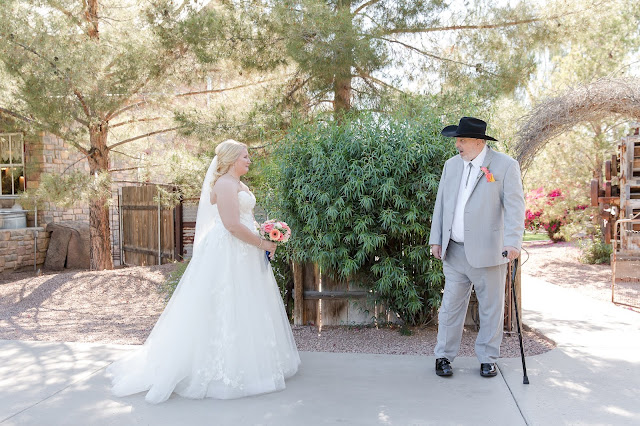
[{"xmin": 0, "ymin": 133, "xmax": 25, "ymax": 196}]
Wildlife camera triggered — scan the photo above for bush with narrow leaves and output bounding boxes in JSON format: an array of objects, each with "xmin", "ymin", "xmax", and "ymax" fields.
[{"xmin": 266, "ymin": 109, "xmax": 457, "ymax": 325}]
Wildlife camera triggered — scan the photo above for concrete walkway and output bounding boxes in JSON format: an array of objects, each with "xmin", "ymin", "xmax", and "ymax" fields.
[
  {"xmin": 1, "ymin": 274, "xmax": 638, "ymax": 425},
  {"xmin": 501, "ymin": 275, "xmax": 640, "ymax": 425}
]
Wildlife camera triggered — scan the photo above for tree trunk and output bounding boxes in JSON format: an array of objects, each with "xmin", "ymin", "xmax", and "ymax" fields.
[
  {"xmin": 334, "ymin": 76, "xmax": 352, "ymax": 117},
  {"xmin": 333, "ymin": 0, "xmax": 352, "ymax": 119},
  {"xmin": 86, "ymin": 0, "xmax": 100, "ymax": 40},
  {"xmin": 87, "ymin": 123, "xmax": 113, "ymax": 270}
]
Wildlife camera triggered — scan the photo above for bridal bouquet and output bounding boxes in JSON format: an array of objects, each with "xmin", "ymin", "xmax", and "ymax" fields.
[
  {"xmin": 259, "ymin": 219, "xmax": 291, "ymax": 243},
  {"xmin": 258, "ymin": 220, "xmax": 291, "ymax": 262}
]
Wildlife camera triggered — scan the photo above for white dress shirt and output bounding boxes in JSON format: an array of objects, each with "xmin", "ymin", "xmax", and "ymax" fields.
[{"xmin": 450, "ymin": 145, "xmax": 488, "ymax": 243}]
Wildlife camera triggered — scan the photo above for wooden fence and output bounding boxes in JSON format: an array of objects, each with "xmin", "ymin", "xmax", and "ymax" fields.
[
  {"xmin": 293, "ymin": 262, "xmax": 374, "ymax": 326},
  {"xmin": 293, "ymin": 260, "xmax": 522, "ymax": 330},
  {"xmin": 119, "ymin": 185, "xmax": 177, "ymax": 266}
]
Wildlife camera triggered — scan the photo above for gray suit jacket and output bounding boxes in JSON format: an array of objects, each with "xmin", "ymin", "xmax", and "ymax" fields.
[{"xmin": 429, "ymin": 146, "xmax": 525, "ymax": 268}]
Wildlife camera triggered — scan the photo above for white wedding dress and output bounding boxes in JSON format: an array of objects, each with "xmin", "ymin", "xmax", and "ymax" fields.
[{"xmin": 107, "ymin": 159, "xmax": 300, "ymax": 404}]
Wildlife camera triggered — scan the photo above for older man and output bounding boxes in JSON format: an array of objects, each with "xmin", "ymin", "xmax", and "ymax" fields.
[{"xmin": 429, "ymin": 117, "xmax": 525, "ymax": 377}]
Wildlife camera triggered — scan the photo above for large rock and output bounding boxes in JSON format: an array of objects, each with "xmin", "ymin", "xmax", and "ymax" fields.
[{"xmin": 44, "ymin": 222, "xmax": 91, "ymax": 270}]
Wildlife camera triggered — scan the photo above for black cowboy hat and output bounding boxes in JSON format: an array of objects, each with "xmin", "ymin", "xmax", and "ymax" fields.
[{"xmin": 441, "ymin": 117, "xmax": 497, "ymax": 141}]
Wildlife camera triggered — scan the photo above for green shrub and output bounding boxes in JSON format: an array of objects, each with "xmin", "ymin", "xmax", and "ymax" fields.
[
  {"xmin": 160, "ymin": 260, "xmax": 190, "ymax": 301},
  {"xmin": 579, "ymin": 236, "xmax": 612, "ymax": 265},
  {"xmin": 266, "ymin": 108, "xmax": 458, "ymax": 325}
]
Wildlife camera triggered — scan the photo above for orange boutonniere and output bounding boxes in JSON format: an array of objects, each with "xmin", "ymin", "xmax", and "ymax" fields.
[{"xmin": 480, "ymin": 166, "xmax": 495, "ymax": 182}]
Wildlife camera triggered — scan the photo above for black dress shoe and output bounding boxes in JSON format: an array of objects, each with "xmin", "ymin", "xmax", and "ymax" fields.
[
  {"xmin": 480, "ymin": 363, "xmax": 497, "ymax": 377},
  {"xmin": 435, "ymin": 358, "xmax": 453, "ymax": 376}
]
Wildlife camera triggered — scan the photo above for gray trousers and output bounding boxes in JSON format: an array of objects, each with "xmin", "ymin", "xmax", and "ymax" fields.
[{"xmin": 434, "ymin": 240, "xmax": 507, "ymax": 363}]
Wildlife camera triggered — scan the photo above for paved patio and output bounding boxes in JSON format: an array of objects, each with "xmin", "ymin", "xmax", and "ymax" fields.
[{"xmin": 1, "ymin": 272, "xmax": 638, "ymax": 425}]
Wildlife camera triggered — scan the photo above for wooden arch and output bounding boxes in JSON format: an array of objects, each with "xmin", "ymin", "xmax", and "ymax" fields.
[{"xmin": 514, "ymin": 77, "xmax": 640, "ymax": 171}]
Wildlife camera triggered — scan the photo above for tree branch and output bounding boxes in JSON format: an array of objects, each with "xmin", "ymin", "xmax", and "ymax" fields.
[
  {"xmin": 353, "ymin": 0, "xmax": 383, "ymax": 15},
  {"xmin": 382, "ymin": 17, "xmax": 551, "ymax": 35},
  {"xmin": 72, "ymin": 114, "xmax": 90, "ymax": 127},
  {"xmin": 0, "ymin": 107, "xmax": 33, "ymax": 123},
  {"xmin": 46, "ymin": 1, "xmax": 84, "ymax": 30},
  {"xmin": 378, "ymin": 37, "xmax": 499, "ymax": 75},
  {"xmin": 106, "ymin": 126, "xmax": 183, "ymax": 150},
  {"xmin": 107, "ymin": 98, "xmax": 149, "ymax": 120},
  {"xmin": 285, "ymin": 74, "xmax": 312, "ymax": 100},
  {"xmin": 109, "ymin": 164, "xmax": 160, "ymax": 173},
  {"xmin": 2, "ymin": 33, "xmax": 93, "ymax": 118},
  {"xmin": 105, "ymin": 59, "xmax": 175, "ymax": 120},
  {"xmin": 381, "ymin": 4, "xmax": 601, "ymax": 36},
  {"xmin": 111, "ymin": 149, "xmax": 142, "ymax": 160},
  {"xmin": 174, "ymin": 78, "xmax": 277, "ymax": 98},
  {"xmin": 0, "ymin": 106, "xmax": 88, "ymax": 155},
  {"xmin": 354, "ymin": 66, "xmax": 406, "ymax": 94},
  {"xmin": 73, "ymin": 88, "xmax": 92, "ymax": 118},
  {"xmin": 110, "ymin": 116, "xmax": 166, "ymax": 128},
  {"xmin": 109, "ymin": 78, "xmax": 277, "ymax": 121},
  {"xmin": 68, "ymin": 141, "xmax": 90, "ymax": 156},
  {"xmin": 62, "ymin": 153, "xmax": 89, "ymax": 174}
]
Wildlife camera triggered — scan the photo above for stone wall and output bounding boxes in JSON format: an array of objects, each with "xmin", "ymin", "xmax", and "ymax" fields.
[
  {"xmin": 25, "ymin": 133, "xmax": 92, "ymax": 226},
  {"xmin": 24, "ymin": 133, "xmax": 141, "ymax": 266},
  {"xmin": 0, "ymin": 227, "xmax": 49, "ymax": 273},
  {"xmin": 5, "ymin": 126, "xmax": 194, "ymax": 267}
]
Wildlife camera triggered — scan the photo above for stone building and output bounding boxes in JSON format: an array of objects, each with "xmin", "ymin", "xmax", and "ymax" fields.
[{"xmin": 0, "ymin": 113, "xmax": 180, "ymax": 272}]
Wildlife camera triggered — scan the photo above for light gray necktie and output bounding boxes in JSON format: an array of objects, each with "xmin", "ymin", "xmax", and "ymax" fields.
[{"xmin": 465, "ymin": 163, "xmax": 473, "ymax": 187}]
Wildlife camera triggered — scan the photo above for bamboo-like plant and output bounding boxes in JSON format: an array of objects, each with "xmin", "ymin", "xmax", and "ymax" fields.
[{"xmin": 267, "ymin": 107, "xmax": 458, "ymax": 325}]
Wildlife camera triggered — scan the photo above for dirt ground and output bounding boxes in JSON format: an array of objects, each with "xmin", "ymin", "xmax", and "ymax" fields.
[
  {"xmin": 2, "ymin": 240, "xmax": 627, "ymax": 357},
  {"xmin": 519, "ymin": 241, "xmax": 612, "ymax": 301}
]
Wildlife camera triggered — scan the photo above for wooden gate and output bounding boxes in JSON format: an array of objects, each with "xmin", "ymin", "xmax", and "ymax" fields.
[{"xmin": 119, "ymin": 185, "xmax": 176, "ymax": 266}]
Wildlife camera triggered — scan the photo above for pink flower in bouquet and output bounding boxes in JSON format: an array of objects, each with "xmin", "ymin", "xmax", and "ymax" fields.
[{"xmin": 270, "ymin": 229, "xmax": 282, "ymax": 241}]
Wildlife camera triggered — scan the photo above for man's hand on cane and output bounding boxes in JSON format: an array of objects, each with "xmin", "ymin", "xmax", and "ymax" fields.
[{"xmin": 502, "ymin": 246, "xmax": 519, "ymax": 261}]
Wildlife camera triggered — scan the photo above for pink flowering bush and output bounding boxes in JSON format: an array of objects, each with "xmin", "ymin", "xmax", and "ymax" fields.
[{"xmin": 525, "ymin": 187, "xmax": 567, "ymax": 241}]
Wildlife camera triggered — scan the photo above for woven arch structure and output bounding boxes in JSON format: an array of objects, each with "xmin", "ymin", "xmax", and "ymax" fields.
[{"xmin": 515, "ymin": 77, "xmax": 640, "ymax": 171}]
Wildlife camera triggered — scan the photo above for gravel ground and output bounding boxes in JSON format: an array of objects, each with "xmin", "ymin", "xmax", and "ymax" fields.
[{"xmin": 6, "ymin": 242, "xmax": 620, "ymax": 357}]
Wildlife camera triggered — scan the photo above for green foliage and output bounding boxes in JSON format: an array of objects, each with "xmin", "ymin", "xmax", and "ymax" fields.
[
  {"xmin": 499, "ymin": 0, "xmax": 640, "ymax": 243},
  {"xmin": 399, "ymin": 324, "xmax": 413, "ymax": 336},
  {"xmin": 269, "ymin": 248, "xmax": 295, "ymax": 320},
  {"xmin": 265, "ymin": 105, "xmax": 458, "ymax": 325},
  {"xmin": 235, "ymin": 0, "xmax": 596, "ymax": 117},
  {"xmin": 160, "ymin": 260, "xmax": 190, "ymax": 301},
  {"xmin": 579, "ymin": 236, "xmax": 612, "ymax": 265},
  {"xmin": 18, "ymin": 171, "xmax": 111, "ymax": 209}
]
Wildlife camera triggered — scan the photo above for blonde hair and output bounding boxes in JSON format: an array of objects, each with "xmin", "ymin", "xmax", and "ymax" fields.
[{"xmin": 211, "ymin": 139, "xmax": 248, "ymax": 186}]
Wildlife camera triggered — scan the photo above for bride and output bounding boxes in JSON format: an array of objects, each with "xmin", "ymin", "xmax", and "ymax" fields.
[{"xmin": 108, "ymin": 139, "xmax": 300, "ymax": 404}]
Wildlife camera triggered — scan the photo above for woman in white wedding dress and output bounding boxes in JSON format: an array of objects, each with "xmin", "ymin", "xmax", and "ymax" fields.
[{"xmin": 108, "ymin": 140, "xmax": 300, "ymax": 404}]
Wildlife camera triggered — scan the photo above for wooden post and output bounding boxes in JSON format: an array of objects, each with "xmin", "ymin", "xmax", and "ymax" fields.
[
  {"xmin": 174, "ymin": 195, "xmax": 183, "ymax": 261},
  {"xmin": 321, "ymin": 270, "xmax": 349, "ymax": 326},
  {"xmin": 303, "ymin": 262, "xmax": 320, "ymax": 325},
  {"xmin": 293, "ymin": 261, "xmax": 304, "ymax": 325}
]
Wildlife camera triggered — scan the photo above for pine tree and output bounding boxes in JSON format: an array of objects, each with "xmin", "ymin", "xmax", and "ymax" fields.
[
  {"xmin": 238, "ymin": 0, "xmax": 595, "ymax": 117},
  {"xmin": 0, "ymin": 0, "xmax": 239, "ymax": 270}
]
